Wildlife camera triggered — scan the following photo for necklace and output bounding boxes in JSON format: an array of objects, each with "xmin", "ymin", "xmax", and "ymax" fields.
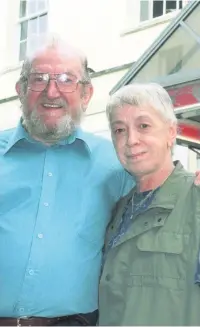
[
  {"xmin": 129, "ymin": 168, "xmax": 175, "ymax": 220},
  {"xmin": 106, "ymin": 170, "xmax": 174, "ymax": 252},
  {"xmin": 130, "ymin": 188, "xmax": 157, "ymax": 219}
]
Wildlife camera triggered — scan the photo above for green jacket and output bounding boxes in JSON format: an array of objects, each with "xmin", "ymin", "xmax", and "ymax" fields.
[{"xmin": 99, "ymin": 162, "xmax": 200, "ymax": 326}]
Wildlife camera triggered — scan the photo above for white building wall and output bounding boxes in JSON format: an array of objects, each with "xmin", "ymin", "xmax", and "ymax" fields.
[
  {"xmin": 0, "ymin": 2, "xmax": 9, "ymax": 71},
  {"xmin": 0, "ymin": 100, "xmax": 20, "ymax": 131},
  {"xmin": 48, "ymin": 0, "xmax": 127, "ymax": 71},
  {"xmin": 0, "ymin": 0, "xmax": 21, "ymax": 70}
]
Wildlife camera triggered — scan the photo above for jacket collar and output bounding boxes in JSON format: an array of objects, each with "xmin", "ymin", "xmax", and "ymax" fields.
[
  {"xmin": 123, "ymin": 161, "xmax": 192, "ymax": 210},
  {"xmin": 149, "ymin": 161, "xmax": 192, "ymax": 209}
]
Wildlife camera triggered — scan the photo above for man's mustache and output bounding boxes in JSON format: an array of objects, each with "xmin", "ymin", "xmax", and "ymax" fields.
[{"xmin": 38, "ymin": 99, "xmax": 68, "ymax": 107}]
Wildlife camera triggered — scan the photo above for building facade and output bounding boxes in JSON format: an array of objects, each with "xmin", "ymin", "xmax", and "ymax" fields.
[{"xmin": 0, "ymin": 0, "xmax": 196, "ymax": 169}]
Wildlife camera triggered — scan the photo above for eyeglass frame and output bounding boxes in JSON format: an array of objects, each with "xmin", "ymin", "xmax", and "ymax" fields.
[{"xmin": 23, "ymin": 72, "xmax": 89, "ymax": 93}]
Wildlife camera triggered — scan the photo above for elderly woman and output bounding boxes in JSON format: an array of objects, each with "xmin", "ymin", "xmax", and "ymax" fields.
[{"xmin": 99, "ymin": 83, "xmax": 200, "ymax": 326}]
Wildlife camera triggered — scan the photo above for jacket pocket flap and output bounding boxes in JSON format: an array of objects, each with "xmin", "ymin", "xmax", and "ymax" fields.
[{"xmin": 137, "ymin": 231, "xmax": 183, "ymax": 254}]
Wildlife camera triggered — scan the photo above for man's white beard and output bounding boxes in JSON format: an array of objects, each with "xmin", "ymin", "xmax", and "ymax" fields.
[{"xmin": 22, "ymin": 103, "xmax": 83, "ymax": 144}]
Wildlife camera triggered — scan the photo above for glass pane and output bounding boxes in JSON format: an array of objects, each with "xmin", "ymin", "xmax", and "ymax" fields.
[
  {"xmin": 184, "ymin": 2, "xmax": 200, "ymax": 37},
  {"xmin": 166, "ymin": 0, "xmax": 177, "ymax": 14},
  {"xmin": 19, "ymin": 41, "xmax": 27, "ymax": 61},
  {"xmin": 20, "ymin": 21, "xmax": 28, "ymax": 41},
  {"xmin": 27, "ymin": 0, "xmax": 37, "ymax": 15},
  {"xmin": 19, "ymin": 0, "xmax": 27, "ymax": 18},
  {"xmin": 27, "ymin": 17, "xmax": 38, "ymax": 35},
  {"xmin": 130, "ymin": 6, "xmax": 200, "ymax": 83},
  {"xmin": 153, "ymin": 0, "xmax": 163, "ymax": 18},
  {"xmin": 140, "ymin": 0, "xmax": 149, "ymax": 22},
  {"xmin": 38, "ymin": 14, "xmax": 48, "ymax": 33},
  {"xmin": 38, "ymin": 0, "xmax": 48, "ymax": 12}
]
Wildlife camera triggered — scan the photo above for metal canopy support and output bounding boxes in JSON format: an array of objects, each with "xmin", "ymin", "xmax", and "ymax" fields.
[
  {"xmin": 150, "ymin": 69, "xmax": 200, "ymax": 88},
  {"xmin": 179, "ymin": 20, "xmax": 200, "ymax": 46},
  {"xmin": 188, "ymin": 146, "xmax": 200, "ymax": 156}
]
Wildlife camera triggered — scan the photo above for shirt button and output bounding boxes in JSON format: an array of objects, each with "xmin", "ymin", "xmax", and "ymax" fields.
[
  {"xmin": 38, "ymin": 233, "xmax": 43, "ymax": 239},
  {"xmin": 29, "ymin": 269, "xmax": 34, "ymax": 275},
  {"xmin": 105, "ymin": 274, "xmax": 111, "ymax": 281},
  {"xmin": 19, "ymin": 308, "xmax": 24, "ymax": 313},
  {"xmin": 44, "ymin": 202, "xmax": 49, "ymax": 207},
  {"xmin": 48, "ymin": 172, "xmax": 53, "ymax": 177}
]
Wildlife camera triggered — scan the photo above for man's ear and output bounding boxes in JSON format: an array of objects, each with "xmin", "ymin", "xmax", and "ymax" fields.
[
  {"xmin": 16, "ymin": 81, "xmax": 26, "ymax": 103},
  {"xmin": 15, "ymin": 81, "xmax": 20, "ymax": 96},
  {"xmin": 82, "ymin": 84, "xmax": 94, "ymax": 112}
]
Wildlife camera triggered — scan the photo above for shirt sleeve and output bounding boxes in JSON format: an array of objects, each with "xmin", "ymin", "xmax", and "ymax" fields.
[{"xmin": 107, "ymin": 168, "xmax": 135, "ymax": 204}]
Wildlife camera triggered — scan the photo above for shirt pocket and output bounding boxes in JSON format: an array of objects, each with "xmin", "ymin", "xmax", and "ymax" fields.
[{"xmin": 128, "ymin": 231, "xmax": 187, "ymax": 291}]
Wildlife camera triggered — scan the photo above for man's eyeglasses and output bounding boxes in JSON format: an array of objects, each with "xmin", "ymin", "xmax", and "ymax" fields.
[{"xmin": 27, "ymin": 72, "xmax": 87, "ymax": 93}]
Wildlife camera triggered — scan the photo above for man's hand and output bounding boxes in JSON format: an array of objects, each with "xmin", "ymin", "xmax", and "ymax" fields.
[{"xmin": 195, "ymin": 170, "xmax": 200, "ymax": 185}]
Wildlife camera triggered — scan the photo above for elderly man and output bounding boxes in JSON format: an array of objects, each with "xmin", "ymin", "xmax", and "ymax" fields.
[
  {"xmin": 99, "ymin": 83, "xmax": 200, "ymax": 326},
  {"xmin": 0, "ymin": 38, "xmax": 134, "ymax": 326}
]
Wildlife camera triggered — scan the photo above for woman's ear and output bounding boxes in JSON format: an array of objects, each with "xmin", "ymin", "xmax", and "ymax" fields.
[{"xmin": 168, "ymin": 123, "xmax": 177, "ymax": 148}]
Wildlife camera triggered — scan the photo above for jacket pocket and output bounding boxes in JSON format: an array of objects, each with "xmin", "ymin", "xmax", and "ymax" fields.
[
  {"xmin": 137, "ymin": 230, "xmax": 184, "ymax": 254},
  {"xmin": 127, "ymin": 231, "xmax": 187, "ymax": 291}
]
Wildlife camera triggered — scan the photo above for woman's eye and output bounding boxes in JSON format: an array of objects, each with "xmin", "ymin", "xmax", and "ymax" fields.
[
  {"xmin": 114, "ymin": 128, "xmax": 125, "ymax": 134},
  {"xmin": 140, "ymin": 123, "xmax": 149, "ymax": 129}
]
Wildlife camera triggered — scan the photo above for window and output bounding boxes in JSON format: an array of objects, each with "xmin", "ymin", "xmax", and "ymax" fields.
[
  {"xmin": 19, "ymin": 0, "xmax": 48, "ymax": 61},
  {"xmin": 140, "ymin": 0, "xmax": 182, "ymax": 22}
]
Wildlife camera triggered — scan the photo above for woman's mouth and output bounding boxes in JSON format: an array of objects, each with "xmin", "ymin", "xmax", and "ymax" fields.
[{"xmin": 127, "ymin": 152, "xmax": 147, "ymax": 160}]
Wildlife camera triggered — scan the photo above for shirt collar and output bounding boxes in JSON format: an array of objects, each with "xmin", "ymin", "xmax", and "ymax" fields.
[
  {"xmin": 74, "ymin": 128, "xmax": 95, "ymax": 154},
  {"xmin": 3, "ymin": 121, "xmax": 28, "ymax": 154},
  {"xmin": 53, "ymin": 127, "xmax": 94, "ymax": 154},
  {"xmin": 3, "ymin": 121, "xmax": 94, "ymax": 155}
]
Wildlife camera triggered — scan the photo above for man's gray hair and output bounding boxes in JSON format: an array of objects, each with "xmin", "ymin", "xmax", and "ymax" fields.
[
  {"xmin": 18, "ymin": 35, "xmax": 91, "ymax": 96},
  {"xmin": 106, "ymin": 83, "xmax": 177, "ymax": 124}
]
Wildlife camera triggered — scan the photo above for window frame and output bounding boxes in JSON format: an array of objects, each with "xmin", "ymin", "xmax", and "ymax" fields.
[
  {"xmin": 18, "ymin": 0, "xmax": 48, "ymax": 62},
  {"xmin": 140, "ymin": 0, "xmax": 182, "ymax": 23}
]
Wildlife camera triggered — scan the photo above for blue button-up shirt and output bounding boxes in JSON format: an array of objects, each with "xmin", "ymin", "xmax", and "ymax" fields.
[{"xmin": 0, "ymin": 122, "xmax": 134, "ymax": 317}]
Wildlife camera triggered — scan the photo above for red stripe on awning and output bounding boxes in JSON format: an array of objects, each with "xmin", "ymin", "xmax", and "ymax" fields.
[
  {"xmin": 178, "ymin": 121, "xmax": 200, "ymax": 141},
  {"xmin": 167, "ymin": 82, "xmax": 200, "ymax": 108}
]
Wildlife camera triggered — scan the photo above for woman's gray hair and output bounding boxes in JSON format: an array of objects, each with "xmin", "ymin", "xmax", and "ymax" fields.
[
  {"xmin": 18, "ymin": 35, "xmax": 91, "ymax": 96},
  {"xmin": 106, "ymin": 83, "xmax": 177, "ymax": 125}
]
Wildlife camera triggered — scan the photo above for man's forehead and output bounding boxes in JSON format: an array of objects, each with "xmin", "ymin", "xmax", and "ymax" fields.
[{"xmin": 31, "ymin": 50, "xmax": 82, "ymax": 74}]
